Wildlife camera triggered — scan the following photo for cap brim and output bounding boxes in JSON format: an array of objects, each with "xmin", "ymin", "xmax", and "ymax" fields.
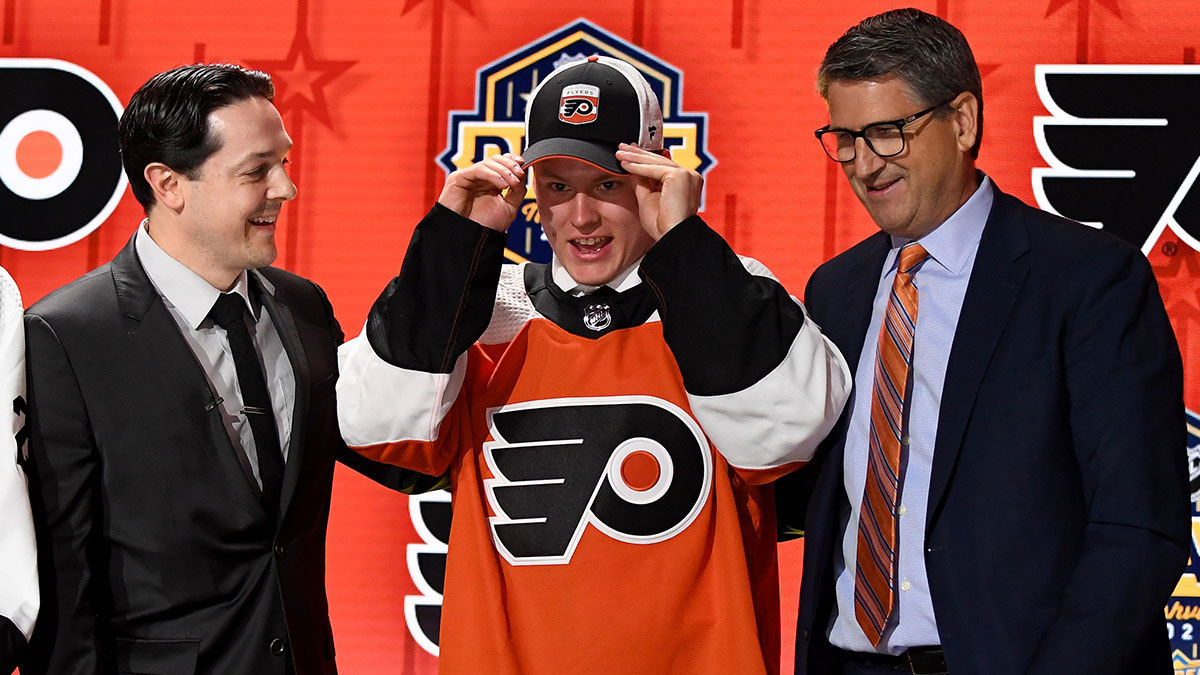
[{"xmin": 521, "ymin": 138, "xmax": 625, "ymax": 174}]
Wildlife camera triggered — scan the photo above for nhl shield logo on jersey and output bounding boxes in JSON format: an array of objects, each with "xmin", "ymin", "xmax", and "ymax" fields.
[
  {"xmin": 560, "ymin": 84, "xmax": 599, "ymax": 124},
  {"xmin": 583, "ymin": 302, "xmax": 611, "ymax": 331},
  {"xmin": 439, "ymin": 18, "xmax": 714, "ymax": 265}
]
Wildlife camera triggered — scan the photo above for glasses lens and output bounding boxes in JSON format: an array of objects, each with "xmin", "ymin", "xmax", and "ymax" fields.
[
  {"xmin": 864, "ymin": 123, "xmax": 905, "ymax": 157},
  {"xmin": 820, "ymin": 131, "xmax": 856, "ymax": 162}
]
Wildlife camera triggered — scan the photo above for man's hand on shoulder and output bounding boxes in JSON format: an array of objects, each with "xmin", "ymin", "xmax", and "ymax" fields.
[
  {"xmin": 437, "ymin": 153, "xmax": 528, "ymax": 232},
  {"xmin": 616, "ymin": 143, "xmax": 702, "ymax": 240}
]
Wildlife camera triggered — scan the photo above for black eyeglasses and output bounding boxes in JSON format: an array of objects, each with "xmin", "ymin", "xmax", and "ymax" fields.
[{"xmin": 814, "ymin": 100, "xmax": 952, "ymax": 163}]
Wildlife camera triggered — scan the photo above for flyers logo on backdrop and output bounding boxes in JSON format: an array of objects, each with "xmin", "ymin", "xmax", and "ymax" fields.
[
  {"xmin": 438, "ymin": 18, "xmax": 714, "ymax": 264},
  {"xmin": 1168, "ymin": 409, "xmax": 1200, "ymax": 670},
  {"xmin": 0, "ymin": 59, "xmax": 126, "ymax": 251},
  {"xmin": 1032, "ymin": 65, "xmax": 1200, "ymax": 255},
  {"xmin": 483, "ymin": 396, "xmax": 712, "ymax": 566}
]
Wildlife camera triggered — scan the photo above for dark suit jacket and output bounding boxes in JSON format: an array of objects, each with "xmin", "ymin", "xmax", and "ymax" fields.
[
  {"xmin": 778, "ymin": 185, "xmax": 1190, "ymax": 674},
  {"xmin": 20, "ymin": 237, "xmax": 430, "ymax": 675}
]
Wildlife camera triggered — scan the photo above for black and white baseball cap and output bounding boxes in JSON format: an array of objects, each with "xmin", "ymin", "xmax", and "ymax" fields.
[{"xmin": 522, "ymin": 55, "xmax": 664, "ymax": 174}]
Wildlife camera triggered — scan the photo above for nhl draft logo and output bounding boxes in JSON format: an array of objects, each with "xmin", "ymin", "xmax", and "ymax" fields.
[
  {"xmin": 560, "ymin": 84, "xmax": 599, "ymax": 124},
  {"xmin": 1168, "ymin": 408, "xmax": 1200, "ymax": 669},
  {"xmin": 0, "ymin": 59, "xmax": 126, "ymax": 251},
  {"xmin": 439, "ymin": 18, "xmax": 714, "ymax": 264},
  {"xmin": 1032, "ymin": 65, "xmax": 1200, "ymax": 255}
]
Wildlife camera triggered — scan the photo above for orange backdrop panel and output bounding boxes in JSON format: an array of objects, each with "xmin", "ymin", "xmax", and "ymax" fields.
[{"xmin": 6, "ymin": 1, "xmax": 1200, "ymax": 673}]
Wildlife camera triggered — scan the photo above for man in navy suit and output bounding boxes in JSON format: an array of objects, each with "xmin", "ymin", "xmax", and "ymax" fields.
[{"xmin": 777, "ymin": 8, "xmax": 1190, "ymax": 675}]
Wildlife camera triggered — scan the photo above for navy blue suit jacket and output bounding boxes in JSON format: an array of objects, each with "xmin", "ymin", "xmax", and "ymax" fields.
[{"xmin": 778, "ymin": 185, "xmax": 1190, "ymax": 674}]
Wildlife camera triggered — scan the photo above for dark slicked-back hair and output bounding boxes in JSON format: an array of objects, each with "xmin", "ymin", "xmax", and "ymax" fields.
[
  {"xmin": 818, "ymin": 8, "xmax": 983, "ymax": 158},
  {"xmin": 119, "ymin": 63, "xmax": 275, "ymax": 210}
]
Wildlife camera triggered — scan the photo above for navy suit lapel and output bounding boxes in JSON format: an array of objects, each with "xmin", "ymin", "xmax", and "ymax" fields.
[
  {"xmin": 254, "ymin": 273, "xmax": 310, "ymax": 522},
  {"xmin": 111, "ymin": 237, "xmax": 265, "ymax": 508},
  {"xmin": 831, "ymin": 233, "xmax": 891, "ymax": 375},
  {"xmin": 926, "ymin": 190, "xmax": 1032, "ymax": 526},
  {"xmin": 805, "ymin": 232, "xmax": 890, "ymax": 582}
]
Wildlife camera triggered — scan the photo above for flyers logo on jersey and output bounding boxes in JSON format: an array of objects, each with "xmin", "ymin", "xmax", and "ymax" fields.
[
  {"xmin": 483, "ymin": 396, "xmax": 713, "ymax": 565},
  {"xmin": 559, "ymin": 84, "xmax": 599, "ymax": 124}
]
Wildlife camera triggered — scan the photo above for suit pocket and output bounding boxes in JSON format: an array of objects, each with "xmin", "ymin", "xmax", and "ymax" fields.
[{"xmin": 113, "ymin": 637, "xmax": 199, "ymax": 675}]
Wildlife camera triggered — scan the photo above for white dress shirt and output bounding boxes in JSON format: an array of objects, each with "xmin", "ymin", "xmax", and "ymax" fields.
[{"xmin": 135, "ymin": 223, "xmax": 295, "ymax": 489}]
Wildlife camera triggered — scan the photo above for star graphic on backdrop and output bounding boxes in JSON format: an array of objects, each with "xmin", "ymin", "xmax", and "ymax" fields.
[
  {"xmin": 1046, "ymin": 0, "xmax": 1120, "ymax": 17},
  {"xmin": 247, "ymin": 32, "xmax": 354, "ymax": 128},
  {"xmin": 401, "ymin": 0, "xmax": 473, "ymax": 15},
  {"xmin": 1151, "ymin": 235, "xmax": 1200, "ymax": 316}
]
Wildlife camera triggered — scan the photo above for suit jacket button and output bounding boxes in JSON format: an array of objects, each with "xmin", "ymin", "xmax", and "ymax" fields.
[
  {"xmin": 803, "ymin": 628, "xmax": 810, "ymax": 642},
  {"xmin": 270, "ymin": 637, "xmax": 287, "ymax": 656},
  {"xmin": 274, "ymin": 544, "xmax": 286, "ymax": 557}
]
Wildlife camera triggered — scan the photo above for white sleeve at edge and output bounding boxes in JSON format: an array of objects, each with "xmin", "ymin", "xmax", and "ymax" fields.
[{"xmin": 0, "ymin": 266, "xmax": 37, "ymax": 640}]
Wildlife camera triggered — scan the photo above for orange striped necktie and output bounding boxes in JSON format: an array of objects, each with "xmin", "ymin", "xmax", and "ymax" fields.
[{"xmin": 854, "ymin": 242, "xmax": 929, "ymax": 646}]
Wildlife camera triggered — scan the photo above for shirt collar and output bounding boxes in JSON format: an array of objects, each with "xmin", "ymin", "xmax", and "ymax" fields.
[
  {"xmin": 550, "ymin": 256, "xmax": 644, "ymax": 296},
  {"xmin": 888, "ymin": 173, "xmax": 994, "ymax": 277},
  {"xmin": 135, "ymin": 221, "xmax": 259, "ymax": 329}
]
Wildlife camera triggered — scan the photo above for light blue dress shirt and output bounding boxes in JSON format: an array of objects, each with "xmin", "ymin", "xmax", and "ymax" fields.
[{"xmin": 829, "ymin": 177, "xmax": 994, "ymax": 654}]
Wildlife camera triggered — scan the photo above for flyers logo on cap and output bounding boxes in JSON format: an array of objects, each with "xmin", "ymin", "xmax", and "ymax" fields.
[
  {"xmin": 559, "ymin": 84, "xmax": 599, "ymax": 124},
  {"xmin": 439, "ymin": 19, "xmax": 714, "ymax": 266},
  {"xmin": 0, "ymin": 59, "xmax": 125, "ymax": 251}
]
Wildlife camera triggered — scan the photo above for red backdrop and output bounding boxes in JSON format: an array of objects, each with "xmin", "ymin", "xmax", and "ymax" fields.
[{"xmin": 6, "ymin": 1, "xmax": 1200, "ymax": 672}]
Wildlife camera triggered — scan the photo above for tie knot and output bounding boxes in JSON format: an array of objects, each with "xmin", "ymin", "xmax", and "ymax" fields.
[
  {"xmin": 899, "ymin": 243, "xmax": 929, "ymax": 275},
  {"xmin": 209, "ymin": 293, "xmax": 247, "ymax": 329}
]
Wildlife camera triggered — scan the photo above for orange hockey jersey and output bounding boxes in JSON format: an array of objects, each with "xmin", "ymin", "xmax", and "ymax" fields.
[{"xmin": 338, "ymin": 205, "xmax": 850, "ymax": 674}]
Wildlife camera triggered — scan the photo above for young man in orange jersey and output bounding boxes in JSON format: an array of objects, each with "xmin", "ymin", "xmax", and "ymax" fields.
[{"xmin": 337, "ymin": 55, "xmax": 851, "ymax": 674}]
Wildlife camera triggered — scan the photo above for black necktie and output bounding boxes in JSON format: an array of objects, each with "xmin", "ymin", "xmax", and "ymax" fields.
[{"xmin": 209, "ymin": 292, "xmax": 284, "ymax": 517}]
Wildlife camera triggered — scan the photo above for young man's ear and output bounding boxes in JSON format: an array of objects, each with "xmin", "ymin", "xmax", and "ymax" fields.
[{"xmin": 144, "ymin": 163, "xmax": 185, "ymax": 213}]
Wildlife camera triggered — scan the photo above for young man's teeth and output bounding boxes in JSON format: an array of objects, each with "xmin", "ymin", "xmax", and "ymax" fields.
[
  {"xmin": 250, "ymin": 216, "xmax": 276, "ymax": 225},
  {"xmin": 577, "ymin": 237, "xmax": 604, "ymax": 246}
]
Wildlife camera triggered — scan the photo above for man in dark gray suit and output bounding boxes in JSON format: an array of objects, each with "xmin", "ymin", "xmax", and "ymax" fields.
[{"xmin": 22, "ymin": 63, "xmax": 429, "ymax": 675}]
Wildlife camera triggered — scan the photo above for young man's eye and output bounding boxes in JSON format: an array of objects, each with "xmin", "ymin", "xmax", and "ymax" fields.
[{"xmin": 598, "ymin": 180, "xmax": 619, "ymax": 191}]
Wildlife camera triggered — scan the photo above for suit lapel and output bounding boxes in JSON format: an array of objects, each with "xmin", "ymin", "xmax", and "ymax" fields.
[
  {"xmin": 832, "ymin": 233, "xmax": 892, "ymax": 375},
  {"xmin": 926, "ymin": 190, "xmax": 1032, "ymax": 526},
  {"xmin": 254, "ymin": 272, "xmax": 310, "ymax": 522},
  {"xmin": 808, "ymin": 233, "xmax": 890, "ymax": 576},
  {"xmin": 111, "ymin": 237, "xmax": 266, "ymax": 507}
]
